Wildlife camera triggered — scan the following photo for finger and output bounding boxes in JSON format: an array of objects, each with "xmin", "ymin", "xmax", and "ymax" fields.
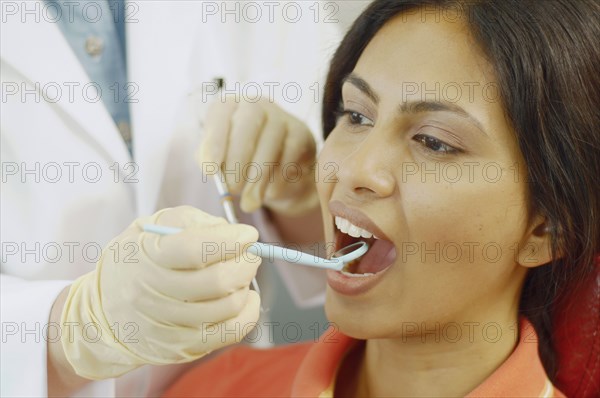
[
  {"xmin": 147, "ymin": 255, "xmax": 261, "ymax": 302},
  {"xmin": 190, "ymin": 290, "xmax": 261, "ymax": 354},
  {"xmin": 151, "ymin": 287, "xmax": 253, "ymax": 327},
  {"xmin": 281, "ymin": 121, "xmax": 317, "ymax": 166},
  {"xmin": 239, "ymin": 118, "xmax": 287, "ymax": 213},
  {"xmin": 153, "ymin": 206, "xmax": 227, "ymax": 229},
  {"xmin": 196, "ymin": 141, "xmax": 222, "ymax": 179},
  {"xmin": 265, "ymin": 122, "xmax": 316, "ymax": 200},
  {"xmin": 131, "ymin": 206, "xmax": 227, "ymax": 236},
  {"xmin": 126, "ymin": 208, "xmax": 173, "ymax": 234},
  {"xmin": 202, "ymin": 100, "xmax": 238, "ymax": 165},
  {"xmin": 118, "ymin": 207, "xmax": 204, "ymax": 248},
  {"xmin": 224, "ymin": 102, "xmax": 266, "ymax": 195},
  {"xmin": 142, "ymin": 222, "xmax": 259, "ymax": 270}
]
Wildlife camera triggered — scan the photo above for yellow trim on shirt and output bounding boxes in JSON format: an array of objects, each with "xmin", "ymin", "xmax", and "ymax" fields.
[
  {"xmin": 319, "ymin": 380, "xmax": 335, "ymax": 398},
  {"xmin": 539, "ymin": 378, "xmax": 554, "ymax": 398}
]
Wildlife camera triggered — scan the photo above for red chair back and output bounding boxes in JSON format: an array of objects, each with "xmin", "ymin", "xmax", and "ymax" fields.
[{"xmin": 554, "ymin": 256, "xmax": 600, "ymax": 397}]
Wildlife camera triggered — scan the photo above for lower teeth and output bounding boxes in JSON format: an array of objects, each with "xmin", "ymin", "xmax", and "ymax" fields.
[
  {"xmin": 340, "ymin": 258, "xmax": 374, "ymax": 277},
  {"xmin": 340, "ymin": 270, "xmax": 374, "ymax": 278}
]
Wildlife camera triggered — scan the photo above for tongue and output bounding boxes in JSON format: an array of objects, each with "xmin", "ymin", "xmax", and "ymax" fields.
[{"xmin": 354, "ymin": 239, "xmax": 396, "ymax": 274}]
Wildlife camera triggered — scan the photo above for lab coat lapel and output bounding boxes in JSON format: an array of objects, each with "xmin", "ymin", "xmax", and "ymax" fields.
[
  {"xmin": 0, "ymin": 0, "xmax": 131, "ymax": 166},
  {"xmin": 126, "ymin": 2, "xmax": 199, "ymax": 216}
]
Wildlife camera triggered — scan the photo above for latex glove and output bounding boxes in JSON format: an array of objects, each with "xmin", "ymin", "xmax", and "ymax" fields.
[
  {"xmin": 198, "ymin": 99, "xmax": 319, "ymax": 217},
  {"xmin": 60, "ymin": 206, "xmax": 261, "ymax": 380}
]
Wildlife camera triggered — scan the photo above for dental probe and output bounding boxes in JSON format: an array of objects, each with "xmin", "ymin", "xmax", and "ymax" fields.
[
  {"xmin": 212, "ymin": 169, "xmax": 239, "ymax": 224},
  {"xmin": 212, "ymin": 168, "xmax": 255, "ymax": 293}
]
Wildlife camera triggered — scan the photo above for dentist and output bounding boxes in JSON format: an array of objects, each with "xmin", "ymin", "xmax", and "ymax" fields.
[{"xmin": 1, "ymin": 1, "xmax": 340, "ymax": 396}]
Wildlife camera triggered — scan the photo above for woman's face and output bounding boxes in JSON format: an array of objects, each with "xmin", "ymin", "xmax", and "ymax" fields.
[{"xmin": 318, "ymin": 13, "xmax": 536, "ymax": 339}]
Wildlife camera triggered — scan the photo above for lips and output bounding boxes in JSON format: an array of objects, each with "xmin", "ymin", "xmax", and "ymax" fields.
[{"xmin": 327, "ymin": 201, "xmax": 397, "ymax": 295}]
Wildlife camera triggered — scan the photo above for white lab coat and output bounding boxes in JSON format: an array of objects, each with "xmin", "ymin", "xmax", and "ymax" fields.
[{"xmin": 1, "ymin": 1, "xmax": 340, "ymax": 396}]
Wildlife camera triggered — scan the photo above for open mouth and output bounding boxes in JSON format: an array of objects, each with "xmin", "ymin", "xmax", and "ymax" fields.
[{"xmin": 334, "ymin": 216, "xmax": 396, "ymax": 277}]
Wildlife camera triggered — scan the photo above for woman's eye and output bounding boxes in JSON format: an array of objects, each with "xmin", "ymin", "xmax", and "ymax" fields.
[
  {"xmin": 413, "ymin": 134, "xmax": 459, "ymax": 154},
  {"xmin": 339, "ymin": 110, "xmax": 373, "ymax": 127}
]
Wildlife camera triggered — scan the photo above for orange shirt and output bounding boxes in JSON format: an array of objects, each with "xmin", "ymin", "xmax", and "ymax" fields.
[{"xmin": 164, "ymin": 318, "xmax": 565, "ymax": 397}]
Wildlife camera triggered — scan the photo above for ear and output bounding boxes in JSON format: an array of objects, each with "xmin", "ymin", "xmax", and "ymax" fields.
[{"xmin": 516, "ymin": 214, "xmax": 556, "ymax": 268}]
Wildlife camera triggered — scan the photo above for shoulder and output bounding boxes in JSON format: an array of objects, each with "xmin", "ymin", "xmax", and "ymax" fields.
[{"xmin": 163, "ymin": 342, "xmax": 313, "ymax": 397}]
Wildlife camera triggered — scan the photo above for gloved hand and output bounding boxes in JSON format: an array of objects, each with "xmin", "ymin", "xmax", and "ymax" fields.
[
  {"xmin": 198, "ymin": 99, "xmax": 319, "ymax": 217},
  {"xmin": 60, "ymin": 206, "xmax": 261, "ymax": 380}
]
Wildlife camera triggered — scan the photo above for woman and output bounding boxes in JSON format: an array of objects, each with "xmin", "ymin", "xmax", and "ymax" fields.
[{"xmin": 164, "ymin": 0, "xmax": 600, "ymax": 396}]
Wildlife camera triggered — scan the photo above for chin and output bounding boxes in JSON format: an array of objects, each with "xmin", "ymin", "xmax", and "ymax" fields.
[{"xmin": 324, "ymin": 290, "xmax": 381, "ymax": 340}]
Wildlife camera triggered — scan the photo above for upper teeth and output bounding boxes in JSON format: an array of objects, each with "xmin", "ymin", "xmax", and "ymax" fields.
[{"xmin": 335, "ymin": 216, "xmax": 378, "ymax": 239}]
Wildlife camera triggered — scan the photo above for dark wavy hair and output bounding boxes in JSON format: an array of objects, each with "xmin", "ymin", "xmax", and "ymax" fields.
[{"xmin": 322, "ymin": 0, "xmax": 600, "ymax": 380}]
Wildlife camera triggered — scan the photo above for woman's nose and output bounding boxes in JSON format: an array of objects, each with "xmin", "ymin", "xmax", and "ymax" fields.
[{"xmin": 336, "ymin": 133, "xmax": 397, "ymax": 200}]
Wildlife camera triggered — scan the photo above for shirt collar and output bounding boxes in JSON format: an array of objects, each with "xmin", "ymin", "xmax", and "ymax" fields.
[
  {"xmin": 291, "ymin": 329, "xmax": 356, "ymax": 397},
  {"xmin": 291, "ymin": 317, "xmax": 558, "ymax": 397},
  {"xmin": 466, "ymin": 317, "xmax": 557, "ymax": 397}
]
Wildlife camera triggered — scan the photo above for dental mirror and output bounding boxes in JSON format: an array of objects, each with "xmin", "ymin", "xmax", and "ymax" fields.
[
  {"xmin": 143, "ymin": 224, "xmax": 369, "ymax": 271},
  {"xmin": 330, "ymin": 241, "xmax": 369, "ymax": 264}
]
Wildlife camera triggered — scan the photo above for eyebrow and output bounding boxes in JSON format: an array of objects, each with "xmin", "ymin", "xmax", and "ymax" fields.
[
  {"xmin": 342, "ymin": 73, "xmax": 487, "ymax": 136},
  {"xmin": 343, "ymin": 74, "xmax": 380, "ymax": 103}
]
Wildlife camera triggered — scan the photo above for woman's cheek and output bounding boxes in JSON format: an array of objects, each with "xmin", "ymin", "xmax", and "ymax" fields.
[{"xmin": 399, "ymin": 177, "xmax": 504, "ymax": 249}]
